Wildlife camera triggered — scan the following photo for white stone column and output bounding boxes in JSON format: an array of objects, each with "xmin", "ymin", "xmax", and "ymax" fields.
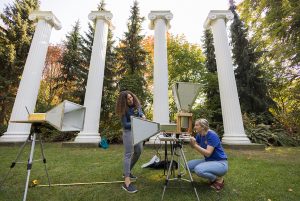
[
  {"xmin": 204, "ymin": 10, "xmax": 251, "ymax": 144},
  {"xmin": 74, "ymin": 11, "xmax": 112, "ymax": 143},
  {"xmin": 0, "ymin": 11, "xmax": 61, "ymax": 142},
  {"xmin": 148, "ymin": 11, "xmax": 173, "ymax": 124}
]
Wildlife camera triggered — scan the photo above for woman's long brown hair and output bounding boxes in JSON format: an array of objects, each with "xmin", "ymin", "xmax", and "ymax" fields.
[{"xmin": 115, "ymin": 90, "xmax": 141, "ymax": 117}]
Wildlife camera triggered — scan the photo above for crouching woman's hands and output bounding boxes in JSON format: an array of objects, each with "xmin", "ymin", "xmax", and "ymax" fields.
[{"xmin": 190, "ymin": 137, "xmax": 197, "ymax": 148}]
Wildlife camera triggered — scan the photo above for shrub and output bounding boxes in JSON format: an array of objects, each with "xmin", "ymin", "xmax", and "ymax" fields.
[{"xmin": 243, "ymin": 113, "xmax": 300, "ymax": 146}]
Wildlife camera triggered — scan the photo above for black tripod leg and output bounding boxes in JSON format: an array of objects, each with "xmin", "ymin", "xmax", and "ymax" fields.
[
  {"xmin": 177, "ymin": 146, "xmax": 182, "ymax": 179},
  {"xmin": 180, "ymin": 148, "xmax": 200, "ymax": 201},
  {"xmin": 177, "ymin": 146, "xmax": 183, "ymax": 190},
  {"xmin": 171, "ymin": 143, "xmax": 176, "ymax": 176},
  {"xmin": 0, "ymin": 134, "xmax": 31, "ymax": 188},
  {"xmin": 164, "ymin": 141, "xmax": 167, "ymax": 175},
  {"xmin": 161, "ymin": 144, "xmax": 175, "ymax": 201},
  {"xmin": 38, "ymin": 134, "xmax": 51, "ymax": 187},
  {"xmin": 23, "ymin": 133, "xmax": 37, "ymax": 201}
]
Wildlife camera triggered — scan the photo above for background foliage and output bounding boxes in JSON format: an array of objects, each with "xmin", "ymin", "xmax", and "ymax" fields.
[{"xmin": 0, "ymin": 0, "xmax": 299, "ymax": 145}]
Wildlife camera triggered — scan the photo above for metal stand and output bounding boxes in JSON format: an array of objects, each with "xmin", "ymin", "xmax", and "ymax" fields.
[
  {"xmin": 161, "ymin": 139, "xmax": 199, "ymax": 201},
  {"xmin": 0, "ymin": 123, "xmax": 51, "ymax": 201},
  {"xmin": 163, "ymin": 141, "xmax": 175, "ymax": 176}
]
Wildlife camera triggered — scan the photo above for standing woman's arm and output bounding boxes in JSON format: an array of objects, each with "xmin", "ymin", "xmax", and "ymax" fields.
[
  {"xmin": 121, "ymin": 115, "xmax": 131, "ymax": 129},
  {"xmin": 138, "ymin": 107, "xmax": 146, "ymax": 119}
]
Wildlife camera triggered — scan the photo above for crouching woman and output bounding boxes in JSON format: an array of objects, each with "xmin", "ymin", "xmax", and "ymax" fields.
[{"xmin": 188, "ymin": 118, "xmax": 228, "ymax": 191}]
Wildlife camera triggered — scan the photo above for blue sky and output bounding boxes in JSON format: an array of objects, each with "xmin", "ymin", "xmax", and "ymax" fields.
[{"xmin": 0, "ymin": 0, "xmax": 242, "ymax": 45}]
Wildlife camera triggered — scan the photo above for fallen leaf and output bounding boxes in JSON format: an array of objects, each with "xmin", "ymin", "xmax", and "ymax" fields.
[{"xmin": 265, "ymin": 147, "xmax": 272, "ymax": 151}]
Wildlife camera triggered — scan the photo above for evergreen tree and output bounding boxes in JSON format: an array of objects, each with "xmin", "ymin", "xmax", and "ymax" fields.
[
  {"xmin": 202, "ymin": 29, "xmax": 223, "ymax": 129},
  {"xmin": 100, "ymin": 28, "xmax": 120, "ymax": 139},
  {"xmin": 0, "ymin": 0, "xmax": 39, "ymax": 127},
  {"xmin": 81, "ymin": 23, "xmax": 94, "ymax": 69},
  {"xmin": 230, "ymin": 5, "xmax": 274, "ymax": 123},
  {"xmin": 203, "ymin": 30, "xmax": 217, "ymax": 73},
  {"xmin": 116, "ymin": 0, "xmax": 149, "ymax": 106},
  {"xmin": 58, "ymin": 21, "xmax": 86, "ymax": 104}
]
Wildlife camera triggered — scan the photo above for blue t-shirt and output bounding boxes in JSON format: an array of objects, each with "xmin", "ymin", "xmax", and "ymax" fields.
[
  {"xmin": 195, "ymin": 130, "xmax": 227, "ymax": 161},
  {"xmin": 121, "ymin": 106, "xmax": 144, "ymax": 130}
]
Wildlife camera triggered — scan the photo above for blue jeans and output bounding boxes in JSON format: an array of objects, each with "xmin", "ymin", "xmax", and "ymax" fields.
[
  {"xmin": 122, "ymin": 129, "xmax": 143, "ymax": 177},
  {"xmin": 187, "ymin": 159, "xmax": 228, "ymax": 182}
]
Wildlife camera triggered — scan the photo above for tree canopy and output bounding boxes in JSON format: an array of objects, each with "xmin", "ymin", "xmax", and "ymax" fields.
[{"xmin": 238, "ymin": 0, "xmax": 300, "ymax": 136}]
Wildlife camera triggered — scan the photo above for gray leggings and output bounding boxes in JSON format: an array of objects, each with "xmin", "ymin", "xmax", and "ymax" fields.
[{"xmin": 122, "ymin": 129, "xmax": 143, "ymax": 177}]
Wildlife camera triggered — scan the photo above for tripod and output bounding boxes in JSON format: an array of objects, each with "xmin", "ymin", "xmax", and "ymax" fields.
[
  {"xmin": 0, "ymin": 123, "xmax": 51, "ymax": 201},
  {"xmin": 161, "ymin": 139, "xmax": 199, "ymax": 201}
]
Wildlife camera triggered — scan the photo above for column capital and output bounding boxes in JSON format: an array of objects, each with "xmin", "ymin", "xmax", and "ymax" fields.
[
  {"xmin": 148, "ymin": 11, "xmax": 173, "ymax": 30},
  {"xmin": 204, "ymin": 10, "xmax": 233, "ymax": 29},
  {"xmin": 88, "ymin": 11, "xmax": 113, "ymax": 27},
  {"xmin": 29, "ymin": 11, "xmax": 61, "ymax": 30}
]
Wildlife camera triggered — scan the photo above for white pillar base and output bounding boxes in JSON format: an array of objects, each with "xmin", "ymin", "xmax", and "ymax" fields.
[
  {"xmin": 74, "ymin": 133, "xmax": 101, "ymax": 143},
  {"xmin": 0, "ymin": 132, "xmax": 30, "ymax": 142},
  {"xmin": 222, "ymin": 134, "xmax": 251, "ymax": 144}
]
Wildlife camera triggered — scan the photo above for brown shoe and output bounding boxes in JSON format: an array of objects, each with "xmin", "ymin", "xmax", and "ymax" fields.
[{"xmin": 210, "ymin": 180, "xmax": 224, "ymax": 192}]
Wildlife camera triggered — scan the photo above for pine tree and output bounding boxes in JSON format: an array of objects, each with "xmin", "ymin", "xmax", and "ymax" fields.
[
  {"xmin": 203, "ymin": 29, "xmax": 217, "ymax": 73},
  {"xmin": 0, "ymin": 0, "xmax": 39, "ymax": 126},
  {"xmin": 101, "ymin": 30, "xmax": 117, "ymax": 118},
  {"xmin": 58, "ymin": 21, "xmax": 86, "ymax": 104},
  {"xmin": 116, "ymin": 0, "xmax": 149, "ymax": 106},
  {"xmin": 202, "ymin": 29, "xmax": 223, "ymax": 128},
  {"xmin": 81, "ymin": 23, "xmax": 94, "ymax": 69},
  {"xmin": 230, "ymin": 5, "xmax": 274, "ymax": 123}
]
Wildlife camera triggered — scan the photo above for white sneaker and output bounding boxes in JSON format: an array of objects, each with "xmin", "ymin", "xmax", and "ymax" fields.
[{"xmin": 141, "ymin": 155, "xmax": 160, "ymax": 168}]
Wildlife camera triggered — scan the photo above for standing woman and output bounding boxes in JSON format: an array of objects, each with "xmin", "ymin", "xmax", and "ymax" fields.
[
  {"xmin": 188, "ymin": 118, "xmax": 228, "ymax": 192},
  {"xmin": 115, "ymin": 90, "xmax": 146, "ymax": 193}
]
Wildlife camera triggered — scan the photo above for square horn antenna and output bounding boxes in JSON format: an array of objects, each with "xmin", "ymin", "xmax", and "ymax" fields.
[
  {"xmin": 172, "ymin": 82, "xmax": 201, "ymax": 112},
  {"xmin": 12, "ymin": 100, "xmax": 86, "ymax": 132},
  {"xmin": 45, "ymin": 100, "xmax": 85, "ymax": 131}
]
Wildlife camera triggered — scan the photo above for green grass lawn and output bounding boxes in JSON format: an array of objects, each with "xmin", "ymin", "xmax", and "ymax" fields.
[{"xmin": 0, "ymin": 143, "xmax": 299, "ymax": 201}]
